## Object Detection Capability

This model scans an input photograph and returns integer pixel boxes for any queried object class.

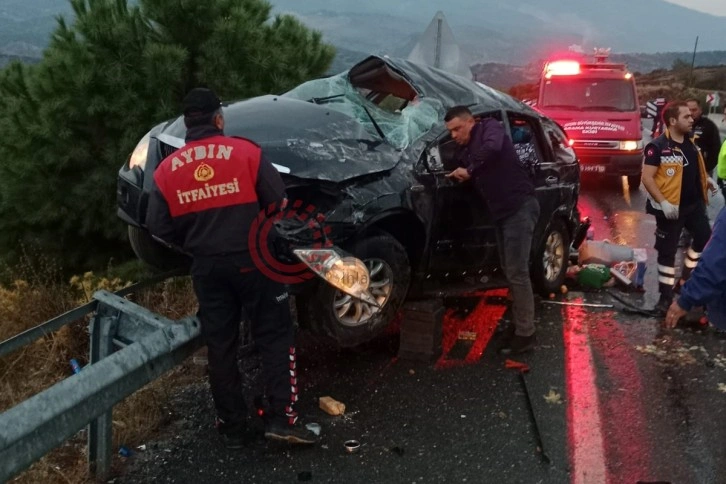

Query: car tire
[532,218,570,296]
[128,225,191,273]
[299,232,411,347]
[627,173,641,191]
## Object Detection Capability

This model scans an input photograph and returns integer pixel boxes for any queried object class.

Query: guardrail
[0,270,202,482]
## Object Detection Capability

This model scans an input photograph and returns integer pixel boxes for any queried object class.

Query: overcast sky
[664,0,726,16]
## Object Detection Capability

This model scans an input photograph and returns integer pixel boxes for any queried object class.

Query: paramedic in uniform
[641,101,718,315]
[146,87,318,448]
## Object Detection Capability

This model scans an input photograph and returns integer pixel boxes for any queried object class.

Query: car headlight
[128,131,151,169]
[293,248,378,306]
[619,140,643,151]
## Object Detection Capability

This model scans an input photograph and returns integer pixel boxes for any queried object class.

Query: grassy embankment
[0,255,202,483]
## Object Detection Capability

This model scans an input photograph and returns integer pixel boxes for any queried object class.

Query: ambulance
[537,49,644,189]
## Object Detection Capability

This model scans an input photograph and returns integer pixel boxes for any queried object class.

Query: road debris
[718,383,726,393]
[634,341,717,367]
[305,423,321,436]
[542,300,614,308]
[543,389,562,405]
[319,396,346,415]
[505,359,530,372]
[343,440,360,454]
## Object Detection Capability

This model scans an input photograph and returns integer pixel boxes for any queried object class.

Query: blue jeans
[495,196,540,337]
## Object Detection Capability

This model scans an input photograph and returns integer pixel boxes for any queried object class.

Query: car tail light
[128,131,151,170]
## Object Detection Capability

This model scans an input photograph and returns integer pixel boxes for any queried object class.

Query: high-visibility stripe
[684,258,699,269]
[658,275,676,285]
[657,265,675,275]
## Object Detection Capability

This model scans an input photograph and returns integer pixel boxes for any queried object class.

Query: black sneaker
[499,333,537,355]
[264,420,320,445]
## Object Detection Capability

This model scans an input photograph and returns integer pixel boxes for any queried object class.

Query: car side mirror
[424,146,444,172]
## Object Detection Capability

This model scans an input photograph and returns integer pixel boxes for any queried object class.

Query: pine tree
[0,0,335,272]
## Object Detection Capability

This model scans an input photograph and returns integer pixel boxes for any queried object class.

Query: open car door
[421,110,507,278]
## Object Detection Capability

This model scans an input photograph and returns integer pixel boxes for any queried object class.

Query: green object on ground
[577,264,611,289]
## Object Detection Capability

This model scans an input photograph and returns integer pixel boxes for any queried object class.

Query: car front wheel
[297,232,411,347]
[128,225,190,273]
[532,219,570,296]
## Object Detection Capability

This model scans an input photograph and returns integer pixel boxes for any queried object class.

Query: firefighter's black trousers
[191,255,297,430]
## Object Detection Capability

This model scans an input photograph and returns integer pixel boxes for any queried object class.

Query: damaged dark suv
[117,55,581,347]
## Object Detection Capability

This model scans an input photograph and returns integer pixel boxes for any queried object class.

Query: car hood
[156,95,403,183]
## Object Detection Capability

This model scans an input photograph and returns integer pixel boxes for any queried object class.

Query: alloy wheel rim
[543,231,565,282]
[333,258,393,327]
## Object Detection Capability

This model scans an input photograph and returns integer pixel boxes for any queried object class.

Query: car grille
[159,141,178,159]
[573,140,619,149]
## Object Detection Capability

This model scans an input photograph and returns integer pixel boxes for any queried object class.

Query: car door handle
[545,176,558,185]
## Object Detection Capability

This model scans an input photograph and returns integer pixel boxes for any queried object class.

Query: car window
[426,111,503,173]
[542,119,578,165]
[507,113,545,175]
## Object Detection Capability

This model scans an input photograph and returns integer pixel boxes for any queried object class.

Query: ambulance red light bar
[544,60,581,78]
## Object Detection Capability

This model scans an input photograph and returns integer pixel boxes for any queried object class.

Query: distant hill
[271,0,726,58]
[472,52,726,91]
[0,53,40,68]
[3,0,726,84]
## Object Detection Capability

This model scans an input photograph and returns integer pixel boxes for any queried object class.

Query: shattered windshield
[283,73,444,150]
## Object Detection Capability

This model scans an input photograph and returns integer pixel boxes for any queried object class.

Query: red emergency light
[545,60,581,78]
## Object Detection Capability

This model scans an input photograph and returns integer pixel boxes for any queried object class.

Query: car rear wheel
[128,225,190,273]
[297,232,411,347]
[532,219,570,296]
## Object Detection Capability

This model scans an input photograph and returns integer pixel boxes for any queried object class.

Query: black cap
[182,88,221,116]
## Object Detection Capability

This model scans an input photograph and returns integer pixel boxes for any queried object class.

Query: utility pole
[434,15,442,69]
[689,35,699,87]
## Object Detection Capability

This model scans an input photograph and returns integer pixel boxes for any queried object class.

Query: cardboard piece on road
[319,396,346,416]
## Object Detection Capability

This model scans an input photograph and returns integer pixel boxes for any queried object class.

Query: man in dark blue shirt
[445,106,539,354]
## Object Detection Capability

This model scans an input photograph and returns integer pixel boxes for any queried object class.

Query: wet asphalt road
[116,125,726,484]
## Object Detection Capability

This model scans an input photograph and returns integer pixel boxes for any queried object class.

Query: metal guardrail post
[87,308,119,478]
[0,291,203,483]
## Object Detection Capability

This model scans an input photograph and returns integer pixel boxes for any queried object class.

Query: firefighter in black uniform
[146,88,318,448]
